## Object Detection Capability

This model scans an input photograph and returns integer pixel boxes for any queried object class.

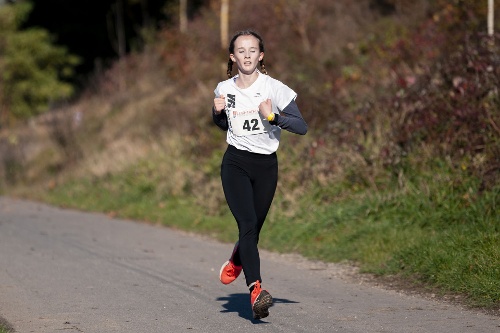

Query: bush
[386,10,500,189]
[0,2,80,126]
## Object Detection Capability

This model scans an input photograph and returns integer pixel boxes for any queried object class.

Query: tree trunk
[116,0,126,91]
[220,0,229,49]
[116,0,126,59]
[488,0,494,36]
[180,0,187,33]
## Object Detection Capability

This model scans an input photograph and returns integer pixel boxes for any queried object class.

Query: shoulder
[216,77,234,88]
[261,74,297,107]
[261,74,281,85]
[261,74,295,95]
[261,74,290,90]
[214,77,235,94]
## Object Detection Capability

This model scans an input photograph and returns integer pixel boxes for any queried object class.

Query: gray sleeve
[212,107,228,131]
[271,100,308,135]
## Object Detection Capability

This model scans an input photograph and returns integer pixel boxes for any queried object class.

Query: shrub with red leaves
[387,5,500,188]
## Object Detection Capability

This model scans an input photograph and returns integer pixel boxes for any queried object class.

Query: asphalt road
[0,197,498,333]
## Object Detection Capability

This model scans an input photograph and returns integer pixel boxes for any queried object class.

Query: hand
[259,99,273,118]
[213,95,225,114]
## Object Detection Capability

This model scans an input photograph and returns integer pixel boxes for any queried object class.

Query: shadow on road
[216,293,299,322]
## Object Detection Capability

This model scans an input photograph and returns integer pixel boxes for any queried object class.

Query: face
[230,35,264,76]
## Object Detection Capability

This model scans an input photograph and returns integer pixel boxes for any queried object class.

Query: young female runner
[212,29,307,319]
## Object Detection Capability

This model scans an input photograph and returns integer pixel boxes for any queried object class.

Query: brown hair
[227,29,267,78]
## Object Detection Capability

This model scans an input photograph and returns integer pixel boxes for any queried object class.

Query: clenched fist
[213,95,226,114]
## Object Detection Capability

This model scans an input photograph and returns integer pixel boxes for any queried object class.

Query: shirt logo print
[227,94,236,108]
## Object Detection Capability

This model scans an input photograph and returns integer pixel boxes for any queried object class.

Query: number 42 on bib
[229,109,272,137]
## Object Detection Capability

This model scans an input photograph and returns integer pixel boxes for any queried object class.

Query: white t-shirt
[214,73,297,154]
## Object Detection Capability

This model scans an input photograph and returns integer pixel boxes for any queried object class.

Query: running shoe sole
[252,290,273,319]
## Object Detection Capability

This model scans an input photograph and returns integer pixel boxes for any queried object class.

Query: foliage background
[0,2,79,124]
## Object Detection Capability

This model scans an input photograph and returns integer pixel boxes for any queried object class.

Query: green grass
[261,179,499,308]
[36,174,238,243]
[20,160,500,311]
[0,318,12,333]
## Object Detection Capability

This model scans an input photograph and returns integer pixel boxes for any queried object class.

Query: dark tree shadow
[216,293,299,322]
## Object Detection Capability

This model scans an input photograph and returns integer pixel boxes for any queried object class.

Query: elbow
[299,123,308,135]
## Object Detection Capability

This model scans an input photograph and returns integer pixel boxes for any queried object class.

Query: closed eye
[237,48,259,53]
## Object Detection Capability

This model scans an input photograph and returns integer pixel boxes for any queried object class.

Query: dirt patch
[264,251,500,318]
[368,274,500,318]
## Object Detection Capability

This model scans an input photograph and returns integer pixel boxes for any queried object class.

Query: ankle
[248,280,260,293]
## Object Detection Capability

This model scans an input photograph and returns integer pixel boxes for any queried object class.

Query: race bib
[228,109,271,136]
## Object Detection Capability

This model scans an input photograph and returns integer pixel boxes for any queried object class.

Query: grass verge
[262,179,499,309]
[15,160,500,312]
[0,317,13,333]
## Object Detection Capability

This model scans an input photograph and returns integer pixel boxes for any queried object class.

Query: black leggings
[221,145,278,286]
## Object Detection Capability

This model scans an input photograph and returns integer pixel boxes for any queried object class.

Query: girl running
[212,29,307,319]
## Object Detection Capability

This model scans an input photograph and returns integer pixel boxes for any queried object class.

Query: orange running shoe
[250,281,273,319]
[219,242,242,285]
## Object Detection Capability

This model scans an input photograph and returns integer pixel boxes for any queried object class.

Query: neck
[236,70,259,89]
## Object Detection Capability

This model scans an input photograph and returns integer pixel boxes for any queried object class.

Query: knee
[239,226,258,242]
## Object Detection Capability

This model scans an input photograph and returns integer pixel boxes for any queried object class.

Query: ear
[259,52,264,61]
[230,54,236,62]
